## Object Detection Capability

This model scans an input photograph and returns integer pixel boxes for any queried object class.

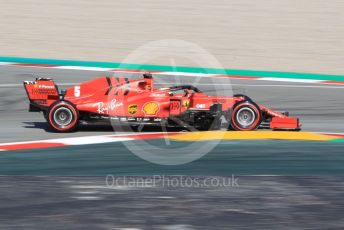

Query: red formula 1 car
[23,73,301,132]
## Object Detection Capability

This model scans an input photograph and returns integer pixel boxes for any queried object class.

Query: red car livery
[23,73,301,132]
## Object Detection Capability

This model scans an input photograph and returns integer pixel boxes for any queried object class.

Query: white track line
[0,132,171,147]
[46,136,133,145]
[257,77,323,84]
[0,84,23,87]
[158,71,218,77]
[0,62,15,66]
[54,66,114,71]
[204,83,344,89]
[154,83,344,89]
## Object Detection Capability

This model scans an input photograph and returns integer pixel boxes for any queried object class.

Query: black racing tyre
[47,101,79,132]
[230,100,262,131]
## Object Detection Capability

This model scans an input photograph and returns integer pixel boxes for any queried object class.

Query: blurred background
[1,0,344,73]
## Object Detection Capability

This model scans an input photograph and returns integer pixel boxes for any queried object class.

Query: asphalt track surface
[1,176,344,230]
[2,66,344,229]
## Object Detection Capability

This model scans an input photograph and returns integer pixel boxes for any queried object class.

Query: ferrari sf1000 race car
[23,73,301,132]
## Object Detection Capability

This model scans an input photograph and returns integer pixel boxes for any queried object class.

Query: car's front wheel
[47,101,79,132]
[230,101,261,131]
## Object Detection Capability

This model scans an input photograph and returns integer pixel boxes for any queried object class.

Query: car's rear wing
[23,78,59,111]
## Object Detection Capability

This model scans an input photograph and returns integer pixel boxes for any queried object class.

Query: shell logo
[143,102,159,115]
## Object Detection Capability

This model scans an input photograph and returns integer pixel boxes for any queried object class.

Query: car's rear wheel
[47,101,79,132]
[230,101,261,131]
